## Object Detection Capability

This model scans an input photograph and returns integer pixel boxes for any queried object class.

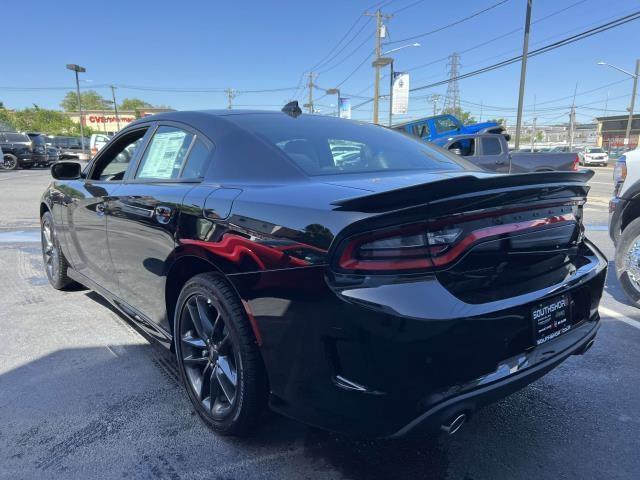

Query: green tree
[119,98,153,111]
[0,108,94,136]
[442,107,476,125]
[535,130,544,142]
[60,90,106,111]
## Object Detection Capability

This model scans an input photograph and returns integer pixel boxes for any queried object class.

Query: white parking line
[600,306,640,330]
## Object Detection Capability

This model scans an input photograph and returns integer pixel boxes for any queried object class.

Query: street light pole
[326,88,341,117]
[625,59,639,147]
[66,64,87,156]
[598,59,640,148]
[388,60,394,127]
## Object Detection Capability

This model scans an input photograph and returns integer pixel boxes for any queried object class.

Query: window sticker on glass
[137,127,194,180]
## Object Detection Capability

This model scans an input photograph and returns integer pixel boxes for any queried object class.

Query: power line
[351,11,640,111]
[387,0,511,45]
[409,11,640,93]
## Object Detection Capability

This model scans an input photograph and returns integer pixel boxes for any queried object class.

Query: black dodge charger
[40,107,606,438]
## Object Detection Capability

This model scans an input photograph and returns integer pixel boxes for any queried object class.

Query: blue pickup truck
[393,114,505,142]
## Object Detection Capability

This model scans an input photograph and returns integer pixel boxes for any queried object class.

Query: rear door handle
[154,205,174,224]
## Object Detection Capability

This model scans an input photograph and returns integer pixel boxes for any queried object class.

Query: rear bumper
[388,319,599,437]
[230,240,607,437]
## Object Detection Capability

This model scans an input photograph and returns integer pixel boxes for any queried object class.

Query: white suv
[581,147,609,166]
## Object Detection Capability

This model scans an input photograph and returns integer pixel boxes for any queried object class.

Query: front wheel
[174,273,268,436]
[615,217,640,307]
[2,154,19,170]
[41,211,75,290]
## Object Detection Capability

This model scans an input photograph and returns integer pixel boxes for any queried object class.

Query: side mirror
[51,161,82,180]
[449,148,462,156]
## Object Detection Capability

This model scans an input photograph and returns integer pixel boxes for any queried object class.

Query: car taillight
[572,154,580,171]
[338,223,463,271]
[336,207,577,273]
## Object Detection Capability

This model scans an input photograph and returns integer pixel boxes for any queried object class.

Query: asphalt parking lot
[0,167,638,480]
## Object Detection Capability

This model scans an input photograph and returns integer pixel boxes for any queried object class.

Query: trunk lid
[331,171,592,301]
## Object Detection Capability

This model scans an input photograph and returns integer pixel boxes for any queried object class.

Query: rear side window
[3,133,30,142]
[136,126,194,180]
[181,139,209,179]
[481,137,502,156]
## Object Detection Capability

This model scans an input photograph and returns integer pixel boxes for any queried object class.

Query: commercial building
[595,114,640,150]
[505,123,597,147]
[63,108,173,134]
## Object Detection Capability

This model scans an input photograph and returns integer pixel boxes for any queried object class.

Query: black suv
[0,132,35,170]
[26,133,51,167]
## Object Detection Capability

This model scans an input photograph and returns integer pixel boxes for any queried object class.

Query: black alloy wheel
[2,154,19,170]
[175,273,267,435]
[41,211,74,289]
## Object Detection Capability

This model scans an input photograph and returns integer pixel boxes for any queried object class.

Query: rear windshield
[2,133,30,143]
[229,114,470,176]
[585,148,604,153]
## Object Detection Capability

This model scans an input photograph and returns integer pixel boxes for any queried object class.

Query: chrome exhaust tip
[440,413,467,435]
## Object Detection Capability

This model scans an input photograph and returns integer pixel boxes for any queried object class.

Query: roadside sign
[339,98,351,119]
[392,72,410,115]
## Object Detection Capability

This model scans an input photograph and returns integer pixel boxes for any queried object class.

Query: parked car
[45,136,90,161]
[89,133,113,157]
[609,148,640,306]
[394,114,504,143]
[581,147,609,167]
[26,133,51,167]
[40,109,606,438]
[0,131,35,170]
[432,133,580,173]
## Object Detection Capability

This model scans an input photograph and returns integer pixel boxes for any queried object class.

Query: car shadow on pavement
[603,260,635,307]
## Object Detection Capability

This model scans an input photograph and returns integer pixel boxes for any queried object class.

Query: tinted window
[136,126,194,180]
[481,137,502,155]
[181,139,209,179]
[585,148,604,153]
[3,133,30,142]
[29,135,46,145]
[434,117,459,134]
[230,114,467,176]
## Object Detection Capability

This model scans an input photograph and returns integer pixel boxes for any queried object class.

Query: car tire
[174,272,268,436]
[41,211,75,290]
[2,154,19,170]
[615,218,640,307]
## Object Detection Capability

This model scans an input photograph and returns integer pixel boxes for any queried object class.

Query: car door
[62,126,152,294]
[477,135,509,173]
[106,123,212,332]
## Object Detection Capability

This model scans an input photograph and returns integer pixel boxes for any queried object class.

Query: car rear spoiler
[331,170,594,213]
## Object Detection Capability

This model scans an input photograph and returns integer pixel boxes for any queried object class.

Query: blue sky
[2,0,639,125]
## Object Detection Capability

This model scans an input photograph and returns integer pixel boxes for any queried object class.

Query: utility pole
[366,9,393,124]
[304,72,316,114]
[514,0,533,151]
[530,95,537,152]
[225,88,237,109]
[568,82,578,150]
[479,101,483,122]
[624,59,639,148]
[427,94,441,116]
[110,85,120,131]
[602,90,609,151]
